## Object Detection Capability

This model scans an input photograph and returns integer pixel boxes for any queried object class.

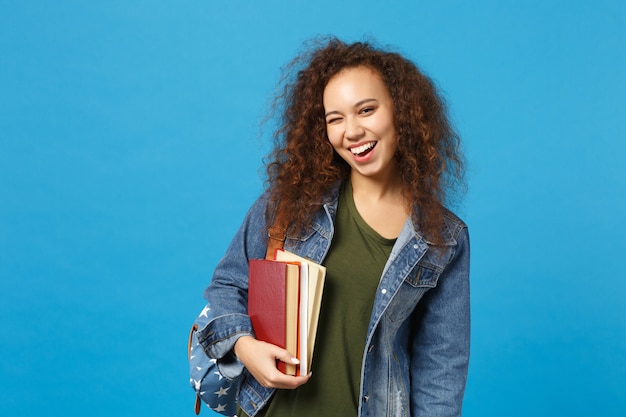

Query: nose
[345,116,365,141]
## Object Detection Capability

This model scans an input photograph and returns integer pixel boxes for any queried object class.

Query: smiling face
[323,66,399,184]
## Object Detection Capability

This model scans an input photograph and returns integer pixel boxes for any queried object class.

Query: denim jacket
[197,184,470,417]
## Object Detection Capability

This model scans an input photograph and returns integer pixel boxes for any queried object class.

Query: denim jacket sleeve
[410,226,470,417]
[195,193,271,380]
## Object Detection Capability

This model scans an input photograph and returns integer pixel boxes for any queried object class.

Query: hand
[233,335,311,389]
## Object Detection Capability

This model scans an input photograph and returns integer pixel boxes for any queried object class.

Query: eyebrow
[324,98,378,118]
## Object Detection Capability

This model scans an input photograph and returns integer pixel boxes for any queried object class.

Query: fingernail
[291,358,300,364]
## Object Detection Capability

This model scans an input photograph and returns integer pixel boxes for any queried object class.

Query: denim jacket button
[363,395,369,402]
[413,244,419,249]
[381,288,387,294]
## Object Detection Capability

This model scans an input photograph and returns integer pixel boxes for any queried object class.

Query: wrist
[233,335,255,358]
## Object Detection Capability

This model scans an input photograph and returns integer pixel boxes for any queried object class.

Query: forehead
[323,66,390,103]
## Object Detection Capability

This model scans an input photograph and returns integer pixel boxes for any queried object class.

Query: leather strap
[188,324,198,360]
[266,224,286,260]
[194,394,201,415]
[188,324,202,415]
[265,210,288,260]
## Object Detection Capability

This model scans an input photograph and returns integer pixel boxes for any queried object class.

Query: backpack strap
[188,323,203,415]
[265,211,287,260]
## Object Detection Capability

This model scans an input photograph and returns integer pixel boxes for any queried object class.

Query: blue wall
[1,1,624,416]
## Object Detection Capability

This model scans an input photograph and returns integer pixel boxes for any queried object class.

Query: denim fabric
[197,184,470,417]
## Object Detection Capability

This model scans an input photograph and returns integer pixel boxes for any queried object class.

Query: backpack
[188,302,238,415]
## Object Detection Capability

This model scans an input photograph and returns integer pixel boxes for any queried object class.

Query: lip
[349,141,377,162]
[349,141,376,155]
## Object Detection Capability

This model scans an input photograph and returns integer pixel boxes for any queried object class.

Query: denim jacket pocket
[404,264,441,288]
[386,265,442,324]
[284,221,333,263]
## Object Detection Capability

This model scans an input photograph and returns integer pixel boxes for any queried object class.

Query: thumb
[272,347,300,366]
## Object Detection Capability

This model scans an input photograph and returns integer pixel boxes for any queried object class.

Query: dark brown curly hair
[265,37,465,244]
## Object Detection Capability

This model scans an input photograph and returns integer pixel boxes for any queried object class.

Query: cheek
[326,127,342,148]
[376,113,396,136]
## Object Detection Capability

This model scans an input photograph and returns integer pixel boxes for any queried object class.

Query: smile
[350,142,376,157]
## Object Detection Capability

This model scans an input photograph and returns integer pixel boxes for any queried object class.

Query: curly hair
[265,37,465,244]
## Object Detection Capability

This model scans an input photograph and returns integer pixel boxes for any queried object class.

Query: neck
[348,169,411,239]
[349,170,405,203]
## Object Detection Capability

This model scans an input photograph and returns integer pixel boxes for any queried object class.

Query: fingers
[233,336,312,389]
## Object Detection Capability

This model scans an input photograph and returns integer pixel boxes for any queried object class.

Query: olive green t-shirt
[245,182,395,417]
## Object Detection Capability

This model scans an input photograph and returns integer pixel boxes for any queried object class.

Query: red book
[248,259,300,375]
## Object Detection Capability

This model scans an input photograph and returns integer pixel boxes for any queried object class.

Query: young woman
[197,38,470,417]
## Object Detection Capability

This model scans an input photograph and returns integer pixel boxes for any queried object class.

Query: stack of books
[248,249,326,376]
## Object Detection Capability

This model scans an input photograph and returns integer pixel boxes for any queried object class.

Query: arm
[410,227,470,417]
[195,194,269,379]
[196,194,310,388]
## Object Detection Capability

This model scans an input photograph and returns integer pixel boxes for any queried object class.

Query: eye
[359,106,376,115]
[326,116,342,125]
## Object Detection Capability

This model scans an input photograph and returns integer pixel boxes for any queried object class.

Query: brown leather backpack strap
[265,211,287,260]
[188,323,202,415]
[266,224,286,260]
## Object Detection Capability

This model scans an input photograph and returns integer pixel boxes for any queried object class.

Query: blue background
[1,1,625,416]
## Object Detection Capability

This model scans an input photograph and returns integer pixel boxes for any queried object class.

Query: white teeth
[350,142,375,155]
